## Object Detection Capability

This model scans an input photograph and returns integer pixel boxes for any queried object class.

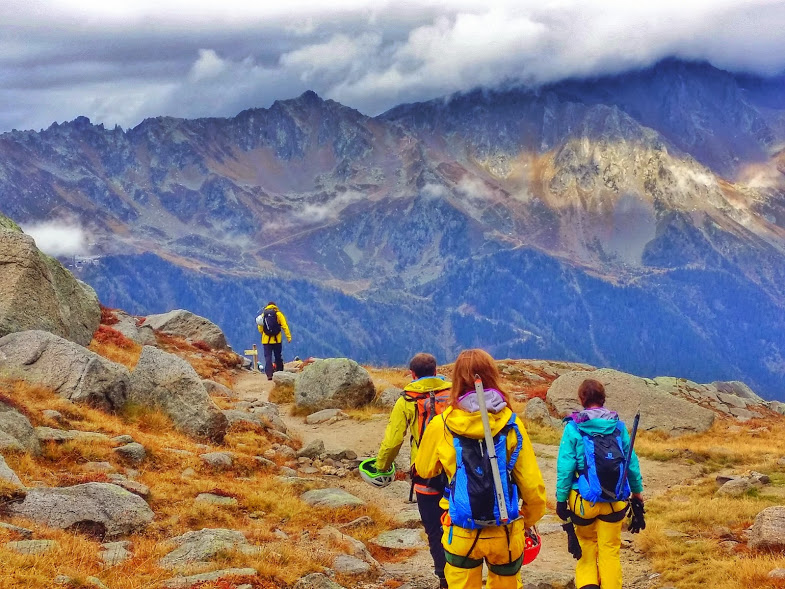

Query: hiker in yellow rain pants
[555,378,645,589]
[415,349,546,589]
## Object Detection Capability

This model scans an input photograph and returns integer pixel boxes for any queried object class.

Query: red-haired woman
[415,349,546,589]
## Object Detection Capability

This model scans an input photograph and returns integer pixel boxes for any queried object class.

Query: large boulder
[143,310,228,350]
[295,358,375,411]
[0,226,99,346]
[546,368,716,435]
[128,346,228,442]
[0,402,40,454]
[8,482,154,539]
[749,506,785,550]
[0,330,130,411]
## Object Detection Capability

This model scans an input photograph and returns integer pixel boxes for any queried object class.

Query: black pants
[417,491,447,582]
[263,343,283,379]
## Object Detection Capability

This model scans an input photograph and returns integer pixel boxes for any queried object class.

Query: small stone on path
[371,528,426,549]
[301,488,365,509]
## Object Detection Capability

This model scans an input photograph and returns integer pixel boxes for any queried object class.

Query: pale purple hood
[457,388,508,414]
[570,407,619,424]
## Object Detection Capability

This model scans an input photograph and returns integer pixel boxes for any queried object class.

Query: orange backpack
[405,388,451,443]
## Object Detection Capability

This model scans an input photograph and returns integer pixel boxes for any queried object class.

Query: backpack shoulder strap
[505,413,523,471]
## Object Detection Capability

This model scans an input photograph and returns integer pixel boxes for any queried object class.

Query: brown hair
[450,349,508,406]
[578,379,606,408]
[409,353,437,379]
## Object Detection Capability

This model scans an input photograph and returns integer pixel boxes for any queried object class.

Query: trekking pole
[474,374,509,524]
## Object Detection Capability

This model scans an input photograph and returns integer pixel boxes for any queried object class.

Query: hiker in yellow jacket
[371,353,452,588]
[415,349,546,589]
[256,302,291,380]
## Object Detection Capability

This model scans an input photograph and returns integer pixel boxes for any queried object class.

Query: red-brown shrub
[93,325,136,350]
[99,305,119,326]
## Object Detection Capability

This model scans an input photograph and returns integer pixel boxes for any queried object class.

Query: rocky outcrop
[8,482,154,539]
[547,369,716,435]
[295,358,375,411]
[159,528,258,570]
[0,330,130,411]
[0,226,99,346]
[0,402,40,454]
[143,310,228,350]
[128,346,228,442]
[749,506,785,550]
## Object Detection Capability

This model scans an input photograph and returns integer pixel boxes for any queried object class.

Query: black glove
[562,521,583,560]
[628,497,646,534]
[556,501,570,521]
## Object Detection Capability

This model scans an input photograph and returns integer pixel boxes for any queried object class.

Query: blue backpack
[446,413,522,529]
[570,421,631,503]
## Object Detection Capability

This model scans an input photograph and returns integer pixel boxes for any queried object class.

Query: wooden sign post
[244,344,259,372]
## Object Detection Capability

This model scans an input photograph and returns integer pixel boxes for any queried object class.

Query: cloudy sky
[2,0,785,133]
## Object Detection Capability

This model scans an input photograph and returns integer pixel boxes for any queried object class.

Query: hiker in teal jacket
[555,379,644,589]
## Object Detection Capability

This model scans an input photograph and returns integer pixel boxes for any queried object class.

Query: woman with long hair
[415,349,546,588]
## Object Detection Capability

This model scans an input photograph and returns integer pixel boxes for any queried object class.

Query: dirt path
[234,372,701,588]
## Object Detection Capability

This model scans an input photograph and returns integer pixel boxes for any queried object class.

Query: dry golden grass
[625,417,785,589]
[0,380,398,588]
[365,367,414,393]
[268,383,294,404]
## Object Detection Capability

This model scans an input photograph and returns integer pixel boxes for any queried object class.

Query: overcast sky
[2,0,785,133]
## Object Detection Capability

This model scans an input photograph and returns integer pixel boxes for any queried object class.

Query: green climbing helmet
[359,458,395,488]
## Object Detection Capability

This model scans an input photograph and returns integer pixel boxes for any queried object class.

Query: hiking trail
[234,371,700,588]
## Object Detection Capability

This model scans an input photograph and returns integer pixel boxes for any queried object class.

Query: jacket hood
[457,388,507,414]
[567,408,620,435]
[263,304,278,311]
[442,405,514,439]
[404,376,451,394]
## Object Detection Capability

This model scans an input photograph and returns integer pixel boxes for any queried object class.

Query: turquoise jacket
[555,408,644,502]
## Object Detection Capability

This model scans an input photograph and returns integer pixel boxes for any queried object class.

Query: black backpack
[261,308,281,336]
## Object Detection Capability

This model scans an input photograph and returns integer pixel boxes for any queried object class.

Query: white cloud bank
[1,0,785,132]
[23,221,89,257]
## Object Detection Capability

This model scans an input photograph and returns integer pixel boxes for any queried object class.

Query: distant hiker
[359,353,452,588]
[555,378,645,589]
[415,349,546,589]
[255,302,291,381]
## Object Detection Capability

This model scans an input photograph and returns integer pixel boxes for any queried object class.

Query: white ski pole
[474,374,509,523]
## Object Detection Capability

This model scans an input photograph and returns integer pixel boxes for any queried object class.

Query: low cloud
[293,190,367,224]
[22,221,90,257]
[1,1,785,132]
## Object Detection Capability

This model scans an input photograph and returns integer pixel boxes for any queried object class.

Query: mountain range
[1,59,784,398]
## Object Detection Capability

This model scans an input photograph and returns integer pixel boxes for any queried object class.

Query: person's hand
[628,497,646,534]
[287,337,292,343]
[556,501,570,521]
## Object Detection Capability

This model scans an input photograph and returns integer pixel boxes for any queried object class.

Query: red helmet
[523,528,542,565]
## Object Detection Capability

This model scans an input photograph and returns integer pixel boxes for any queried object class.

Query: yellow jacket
[375,376,451,471]
[257,304,291,345]
[415,405,547,528]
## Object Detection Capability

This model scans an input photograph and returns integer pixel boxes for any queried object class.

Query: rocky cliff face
[0,215,100,346]
[1,60,784,397]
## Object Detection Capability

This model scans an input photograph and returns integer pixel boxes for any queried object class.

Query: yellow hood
[403,377,451,394]
[442,405,514,439]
